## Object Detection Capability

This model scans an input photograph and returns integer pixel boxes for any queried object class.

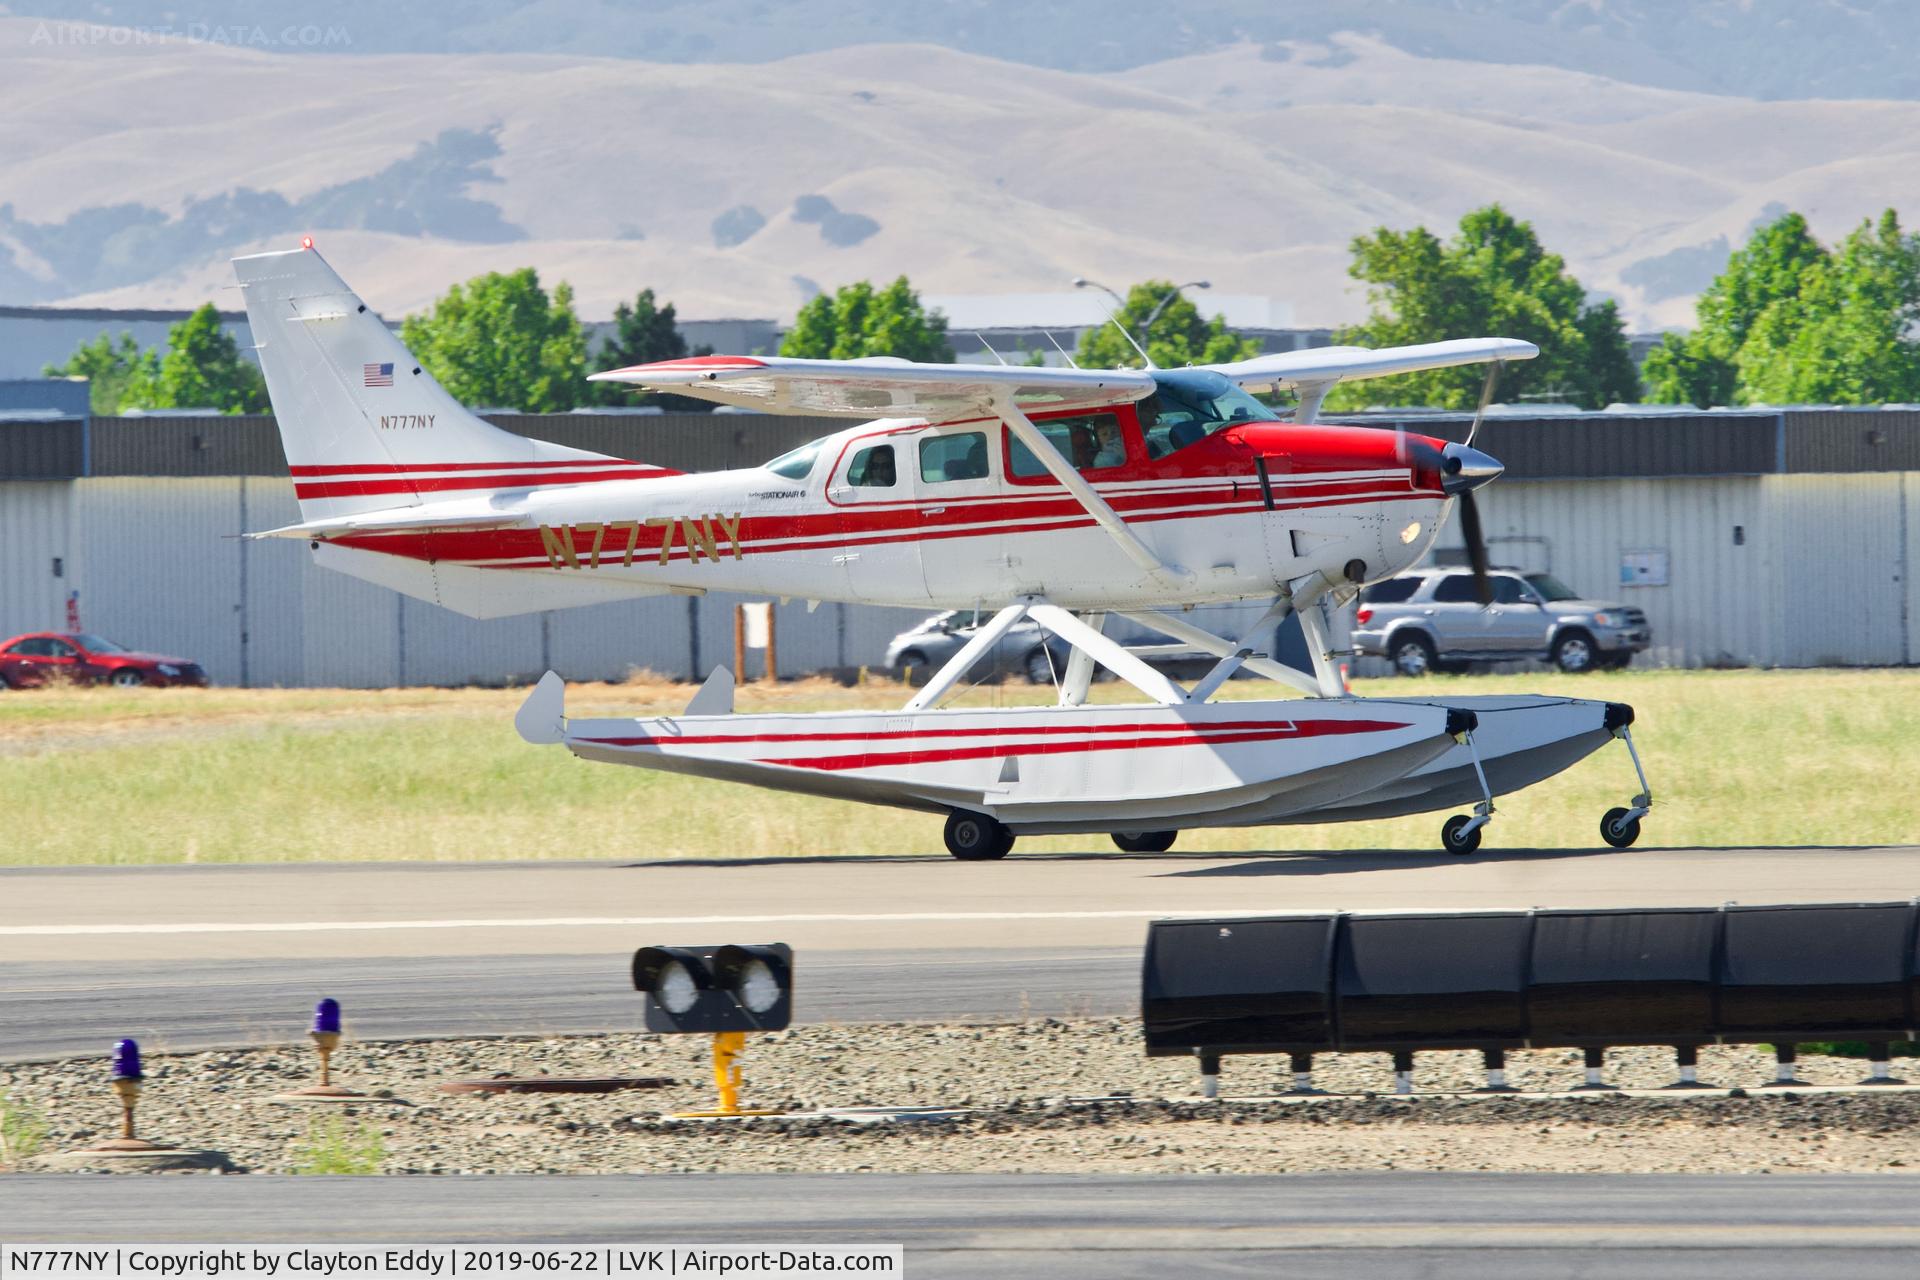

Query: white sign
[741,601,773,649]
[1619,549,1669,588]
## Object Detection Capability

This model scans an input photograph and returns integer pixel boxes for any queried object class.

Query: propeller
[1391,361,1505,604]
[1456,361,1504,603]
[1458,486,1492,604]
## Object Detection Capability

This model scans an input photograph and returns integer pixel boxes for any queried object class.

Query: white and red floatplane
[235,245,1653,859]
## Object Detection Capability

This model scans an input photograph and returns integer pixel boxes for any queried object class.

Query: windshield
[71,633,126,653]
[1136,370,1278,458]
[1525,573,1580,602]
[765,438,826,480]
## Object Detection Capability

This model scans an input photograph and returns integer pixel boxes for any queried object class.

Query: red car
[0,632,209,689]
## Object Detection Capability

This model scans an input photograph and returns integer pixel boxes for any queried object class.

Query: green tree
[1643,211,1828,407]
[1645,209,1920,406]
[118,305,268,414]
[779,277,953,362]
[1074,282,1259,370]
[1328,205,1639,410]
[401,268,589,412]
[591,288,712,412]
[43,331,145,414]
[1737,211,1920,405]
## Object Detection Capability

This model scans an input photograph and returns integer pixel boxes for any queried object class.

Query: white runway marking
[0,909,1262,937]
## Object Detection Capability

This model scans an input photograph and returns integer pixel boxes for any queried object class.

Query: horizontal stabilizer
[247,508,530,541]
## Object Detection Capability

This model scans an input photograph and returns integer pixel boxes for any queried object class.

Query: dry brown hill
[5,21,1918,327]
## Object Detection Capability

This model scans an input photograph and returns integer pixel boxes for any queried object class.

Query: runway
[4,844,1916,1060]
[5,1173,1920,1277]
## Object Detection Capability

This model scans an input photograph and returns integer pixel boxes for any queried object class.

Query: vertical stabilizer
[232,246,625,522]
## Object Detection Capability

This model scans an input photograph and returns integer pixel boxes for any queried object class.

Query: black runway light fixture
[633,943,793,1116]
[1144,902,1920,1095]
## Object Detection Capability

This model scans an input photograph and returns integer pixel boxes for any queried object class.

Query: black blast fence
[1143,903,1920,1091]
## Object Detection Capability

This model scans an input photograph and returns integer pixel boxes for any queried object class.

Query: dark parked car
[0,632,210,689]
[1350,570,1651,676]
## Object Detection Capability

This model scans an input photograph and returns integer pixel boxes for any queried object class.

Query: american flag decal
[364,362,395,387]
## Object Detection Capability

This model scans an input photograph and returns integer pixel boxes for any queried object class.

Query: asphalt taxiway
[3,844,1915,1060]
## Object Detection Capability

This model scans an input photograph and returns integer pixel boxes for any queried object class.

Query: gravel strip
[6,1019,1918,1175]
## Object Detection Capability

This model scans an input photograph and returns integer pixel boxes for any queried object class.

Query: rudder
[233,246,635,521]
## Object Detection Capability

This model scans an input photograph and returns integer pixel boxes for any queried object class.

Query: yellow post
[712,1032,747,1115]
[312,1030,340,1087]
[673,1031,779,1118]
[111,1077,140,1140]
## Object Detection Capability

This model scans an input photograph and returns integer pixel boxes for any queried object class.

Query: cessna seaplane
[234,245,1653,859]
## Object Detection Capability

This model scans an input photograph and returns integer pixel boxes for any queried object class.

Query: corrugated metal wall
[0,418,87,479]
[13,477,923,688]
[1782,409,1920,473]
[1763,474,1909,666]
[1331,412,1783,479]
[1458,473,1919,668]
[5,472,1914,684]
[1469,477,1773,667]
[80,413,834,479]
[0,482,75,641]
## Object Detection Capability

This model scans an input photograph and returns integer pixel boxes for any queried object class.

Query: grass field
[3,668,1916,865]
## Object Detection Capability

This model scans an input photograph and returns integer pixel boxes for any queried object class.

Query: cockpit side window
[847,444,897,487]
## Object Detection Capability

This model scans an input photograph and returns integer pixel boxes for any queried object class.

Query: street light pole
[1142,280,1212,334]
[1070,277,1127,311]
[1071,277,1151,365]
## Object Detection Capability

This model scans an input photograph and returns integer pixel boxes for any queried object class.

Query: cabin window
[846,444,897,487]
[1007,412,1128,478]
[920,432,989,483]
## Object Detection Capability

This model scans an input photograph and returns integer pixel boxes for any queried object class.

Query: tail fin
[233,246,651,521]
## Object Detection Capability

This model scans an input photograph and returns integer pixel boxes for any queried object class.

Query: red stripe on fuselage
[329,477,1426,563]
[288,460,667,476]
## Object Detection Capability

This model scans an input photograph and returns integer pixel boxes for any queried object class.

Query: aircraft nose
[1441,441,1503,494]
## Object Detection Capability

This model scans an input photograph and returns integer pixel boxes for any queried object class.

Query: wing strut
[992,393,1192,588]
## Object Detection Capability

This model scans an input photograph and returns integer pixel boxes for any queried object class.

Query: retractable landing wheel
[1600,806,1642,848]
[1112,830,1178,854]
[945,810,1014,861]
[1441,814,1483,856]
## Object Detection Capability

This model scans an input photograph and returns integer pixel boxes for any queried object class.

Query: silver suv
[1352,569,1650,676]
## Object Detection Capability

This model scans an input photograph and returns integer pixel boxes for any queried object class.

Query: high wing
[1203,338,1539,394]
[1200,337,1538,424]
[588,355,1154,420]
